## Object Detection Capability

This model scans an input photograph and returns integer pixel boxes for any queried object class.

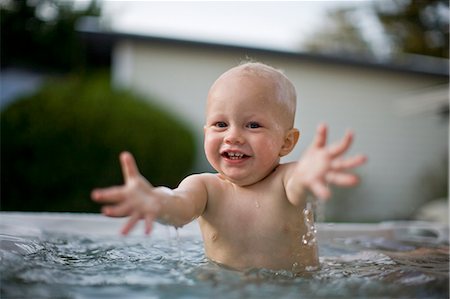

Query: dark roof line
[78,25,449,78]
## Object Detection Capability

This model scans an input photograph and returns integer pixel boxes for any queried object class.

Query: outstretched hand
[294,123,367,200]
[91,152,160,235]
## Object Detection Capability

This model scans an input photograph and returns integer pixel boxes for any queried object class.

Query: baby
[91,62,367,273]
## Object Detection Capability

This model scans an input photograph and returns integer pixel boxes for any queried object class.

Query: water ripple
[1,230,448,299]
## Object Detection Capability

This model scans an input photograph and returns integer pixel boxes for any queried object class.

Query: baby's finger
[310,181,331,200]
[312,123,327,148]
[326,172,360,186]
[328,130,353,158]
[121,213,140,235]
[91,186,125,203]
[331,155,367,170]
[144,214,154,235]
[120,151,140,183]
[102,202,132,218]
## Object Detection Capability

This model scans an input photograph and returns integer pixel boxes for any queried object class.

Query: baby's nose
[224,128,245,144]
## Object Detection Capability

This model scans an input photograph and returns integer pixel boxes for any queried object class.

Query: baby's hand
[91,152,160,235]
[295,123,367,200]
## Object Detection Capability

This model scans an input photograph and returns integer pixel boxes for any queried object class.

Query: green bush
[1,72,196,212]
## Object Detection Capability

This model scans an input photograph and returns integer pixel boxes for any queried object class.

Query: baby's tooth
[226,152,244,159]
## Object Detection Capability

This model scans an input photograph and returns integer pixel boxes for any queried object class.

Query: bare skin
[92,63,367,273]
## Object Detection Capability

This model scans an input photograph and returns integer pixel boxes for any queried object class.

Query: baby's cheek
[203,135,215,155]
[263,139,282,157]
[204,137,221,169]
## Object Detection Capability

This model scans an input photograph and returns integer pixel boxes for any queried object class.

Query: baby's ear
[280,128,300,157]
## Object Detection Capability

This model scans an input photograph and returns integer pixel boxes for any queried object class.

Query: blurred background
[1,0,448,223]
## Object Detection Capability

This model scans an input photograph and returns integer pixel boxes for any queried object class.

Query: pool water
[1,213,448,299]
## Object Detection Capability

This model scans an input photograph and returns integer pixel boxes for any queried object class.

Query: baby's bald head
[208,62,297,129]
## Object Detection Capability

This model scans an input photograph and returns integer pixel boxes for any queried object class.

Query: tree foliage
[374,0,449,58]
[1,0,100,71]
[303,0,449,59]
[302,8,375,58]
[1,73,196,212]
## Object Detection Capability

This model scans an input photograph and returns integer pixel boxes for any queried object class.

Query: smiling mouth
[221,151,249,160]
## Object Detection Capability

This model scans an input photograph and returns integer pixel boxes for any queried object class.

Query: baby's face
[204,72,291,186]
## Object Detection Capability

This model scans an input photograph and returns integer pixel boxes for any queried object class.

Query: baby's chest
[206,192,303,236]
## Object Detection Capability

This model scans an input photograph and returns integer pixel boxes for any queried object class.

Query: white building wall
[113,40,448,222]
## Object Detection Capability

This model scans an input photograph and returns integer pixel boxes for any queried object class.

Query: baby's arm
[91,152,207,235]
[285,123,367,206]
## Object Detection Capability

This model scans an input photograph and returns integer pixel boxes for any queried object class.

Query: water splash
[175,227,182,261]
[314,198,326,223]
[301,200,317,247]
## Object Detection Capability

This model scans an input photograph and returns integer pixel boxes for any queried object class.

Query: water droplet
[300,199,318,247]
[255,201,260,208]
[305,265,319,272]
[301,231,316,246]
[291,262,301,272]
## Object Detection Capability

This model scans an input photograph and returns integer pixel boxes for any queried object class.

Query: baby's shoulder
[181,172,222,187]
[270,162,299,186]
[182,173,229,202]
[274,162,298,177]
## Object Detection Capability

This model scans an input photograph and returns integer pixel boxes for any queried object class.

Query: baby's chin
[217,171,274,187]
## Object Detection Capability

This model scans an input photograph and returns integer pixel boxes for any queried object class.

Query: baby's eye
[214,122,227,128]
[247,122,261,129]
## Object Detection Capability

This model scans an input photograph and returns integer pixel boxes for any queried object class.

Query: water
[1,223,448,299]
[302,201,318,247]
